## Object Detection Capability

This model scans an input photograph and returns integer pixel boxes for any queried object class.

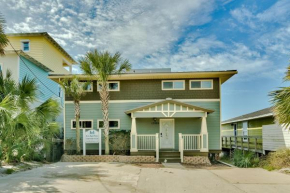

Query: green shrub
[260,148,290,170]
[109,130,130,155]
[5,168,14,174]
[232,149,257,168]
[65,138,76,155]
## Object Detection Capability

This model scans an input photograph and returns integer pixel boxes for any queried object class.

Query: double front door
[160,119,174,149]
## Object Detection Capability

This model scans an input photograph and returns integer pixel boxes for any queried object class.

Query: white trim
[64,99,221,104]
[63,89,66,149]
[222,113,273,124]
[97,81,120,92]
[71,119,94,130]
[162,80,185,90]
[21,39,30,52]
[189,79,213,90]
[97,119,120,129]
[159,119,175,149]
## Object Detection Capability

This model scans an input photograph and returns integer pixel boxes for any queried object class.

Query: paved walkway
[0,162,290,193]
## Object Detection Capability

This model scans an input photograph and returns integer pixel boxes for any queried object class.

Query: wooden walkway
[222,136,263,153]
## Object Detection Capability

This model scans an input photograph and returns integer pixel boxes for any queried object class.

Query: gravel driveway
[0,162,290,193]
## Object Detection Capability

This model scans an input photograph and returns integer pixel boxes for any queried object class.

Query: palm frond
[0,13,9,56]
[270,64,290,128]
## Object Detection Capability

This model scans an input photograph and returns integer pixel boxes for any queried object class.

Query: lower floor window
[71,120,93,129]
[97,119,120,129]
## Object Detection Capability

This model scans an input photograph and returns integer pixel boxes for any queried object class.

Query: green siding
[66,78,220,101]
[221,116,275,137]
[65,101,221,150]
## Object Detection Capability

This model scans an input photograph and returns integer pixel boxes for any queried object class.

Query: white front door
[160,119,175,149]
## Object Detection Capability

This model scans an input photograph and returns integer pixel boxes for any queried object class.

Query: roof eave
[48,70,238,83]
[124,99,215,115]
[222,113,274,124]
[7,32,76,64]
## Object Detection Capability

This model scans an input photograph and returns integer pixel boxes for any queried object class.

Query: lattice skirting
[61,155,156,163]
[183,156,211,165]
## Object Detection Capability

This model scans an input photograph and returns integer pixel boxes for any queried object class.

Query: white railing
[183,134,201,150]
[136,133,159,162]
[137,134,156,150]
[179,134,202,163]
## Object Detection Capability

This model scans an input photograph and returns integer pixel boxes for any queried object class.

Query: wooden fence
[222,136,263,153]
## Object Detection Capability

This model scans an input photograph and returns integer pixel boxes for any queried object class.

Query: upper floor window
[81,82,93,92]
[162,80,185,90]
[97,119,120,129]
[190,80,213,90]
[71,120,93,129]
[97,81,120,91]
[21,40,30,52]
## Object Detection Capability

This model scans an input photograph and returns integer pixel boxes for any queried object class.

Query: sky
[1,0,290,120]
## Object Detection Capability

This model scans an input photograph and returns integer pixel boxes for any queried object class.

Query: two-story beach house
[0,32,76,129]
[49,69,237,162]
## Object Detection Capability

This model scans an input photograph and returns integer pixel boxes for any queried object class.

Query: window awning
[125,98,214,118]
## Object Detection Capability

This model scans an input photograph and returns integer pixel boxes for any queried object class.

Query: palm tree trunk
[100,82,110,155]
[75,100,81,154]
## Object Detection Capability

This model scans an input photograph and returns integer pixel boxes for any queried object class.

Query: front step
[159,151,181,163]
[159,151,180,157]
[159,157,181,163]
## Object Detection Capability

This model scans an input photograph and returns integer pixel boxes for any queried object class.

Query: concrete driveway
[0,162,290,193]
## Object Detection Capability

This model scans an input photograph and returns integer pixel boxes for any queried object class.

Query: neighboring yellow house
[5,32,76,74]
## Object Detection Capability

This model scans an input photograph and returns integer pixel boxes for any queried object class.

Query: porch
[125,99,214,162]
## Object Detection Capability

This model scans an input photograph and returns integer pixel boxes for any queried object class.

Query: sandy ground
[0,162,290,193]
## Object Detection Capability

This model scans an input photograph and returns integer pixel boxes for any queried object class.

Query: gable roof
[5,50,53,72]
[222,107,273,124]
[7,32,76,64]
[125,98,214,115]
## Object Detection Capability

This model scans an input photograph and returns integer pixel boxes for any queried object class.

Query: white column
[130,116,138,152]
[99,129,102,155]
[179,133,184,163]
[83,129,86,155]
[155,133,159,162]
[69,65,72,73]
[200,114,209,152]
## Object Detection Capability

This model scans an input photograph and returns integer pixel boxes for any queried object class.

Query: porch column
[130,116,138,152]
[200,114,209,152]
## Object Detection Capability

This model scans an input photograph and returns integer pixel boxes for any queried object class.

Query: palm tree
[270,65,290,128]
[80,49,131,155]
[60,76,90,154]
[0,70,61,163]
[0,13,8,56]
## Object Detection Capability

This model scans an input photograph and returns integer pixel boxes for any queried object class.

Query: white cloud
[142,36,276,81]
[0,0,288,81]
[230,7,256,29]
[1,0,215,65]
[257,0,290,22]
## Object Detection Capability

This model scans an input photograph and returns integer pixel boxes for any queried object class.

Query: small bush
[232,150,257,168]
[65,138,76,155]
[260,148,290,170]
[5,168,14,174]
[109,130,130,155]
